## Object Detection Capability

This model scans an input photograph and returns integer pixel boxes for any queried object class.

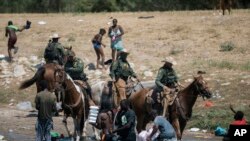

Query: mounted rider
[153,57,183,115]
[109,49,137,105]
[44,33,66,65]
[64,50,93,101]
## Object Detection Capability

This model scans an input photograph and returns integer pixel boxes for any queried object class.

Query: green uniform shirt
[65,57,86,80]
[109,59,136,80]
[51,42,65,59]
[155,67,178,90]
[35,90,56,121]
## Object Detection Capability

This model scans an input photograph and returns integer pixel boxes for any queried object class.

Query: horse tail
[19,67,45,90]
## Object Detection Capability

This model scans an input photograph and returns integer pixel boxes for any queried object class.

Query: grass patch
[241,61,250,71]
[188,105,250,130]
[220,41,236,52]
[208,60,235,70]
[169,47,183,55]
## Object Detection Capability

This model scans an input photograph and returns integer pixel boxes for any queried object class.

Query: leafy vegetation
[220,41,236,52]
[0,0,249,13]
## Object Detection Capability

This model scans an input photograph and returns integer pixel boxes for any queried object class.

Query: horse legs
[172,118,182,140]
[136,115,143,133]
[62,115,70,136]
[73,118,81,141]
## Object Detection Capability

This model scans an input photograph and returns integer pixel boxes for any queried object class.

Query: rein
[174,82,204,121]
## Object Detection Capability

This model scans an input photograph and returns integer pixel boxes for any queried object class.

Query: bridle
[193,79,210,100]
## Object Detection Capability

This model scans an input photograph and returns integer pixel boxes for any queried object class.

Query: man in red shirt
[230,111,247,125]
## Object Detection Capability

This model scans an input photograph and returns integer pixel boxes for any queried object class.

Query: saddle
[148,88,178,116]
[74,80,88,89]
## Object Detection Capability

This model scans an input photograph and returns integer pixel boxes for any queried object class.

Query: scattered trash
[78,19,83,22]
[214,126,227,136]
[143,70,153,77]
[0,54,5,60]
[13,65,26,77]
[0,135,4,140]
[202,130,207,133]
[204,101,213,107]
[221,82,231,86]
[185,78,193,82]
[16,101,33,111]
[9,129,13,133]
[38,21,46,25]
[88,106,99,123]
[189,127,200,132]
[29,55,38,63]
[9,103,14,106]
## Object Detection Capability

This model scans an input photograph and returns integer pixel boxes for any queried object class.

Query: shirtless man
[5,21,25,62]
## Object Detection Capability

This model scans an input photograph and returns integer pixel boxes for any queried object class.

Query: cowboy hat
[51,33,60,39]
[161,57,177,65]
[120,48,130,54]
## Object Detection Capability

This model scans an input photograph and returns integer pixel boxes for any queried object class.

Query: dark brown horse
[130,73,212,140]
[19,63,63,102]
[220,0,233,15]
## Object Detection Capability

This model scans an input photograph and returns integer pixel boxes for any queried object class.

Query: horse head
[193,72,212,99]
[53,66,66,92]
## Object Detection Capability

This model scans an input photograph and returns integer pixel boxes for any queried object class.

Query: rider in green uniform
[64,51,92,99]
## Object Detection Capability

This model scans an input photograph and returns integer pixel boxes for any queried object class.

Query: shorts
[8,38,17,49]
[93,43,101,49]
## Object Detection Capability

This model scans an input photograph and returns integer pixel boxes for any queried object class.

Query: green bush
[220,41,236,52]
[169,48,183,55]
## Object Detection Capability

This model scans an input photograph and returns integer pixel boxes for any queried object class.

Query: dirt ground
[0,106,222,141]
[0,10,249,140]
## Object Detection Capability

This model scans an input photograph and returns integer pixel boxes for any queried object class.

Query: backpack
[44,42,58,61]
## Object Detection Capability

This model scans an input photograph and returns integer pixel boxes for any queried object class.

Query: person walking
[5,20,27,62]
[108,19,124,62]
[92,28,107,70]
[35,80,57,141]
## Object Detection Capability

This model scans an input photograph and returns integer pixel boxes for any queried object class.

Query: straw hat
[120,48,130,54]
[51,33,60,39]
[161,57,177,65]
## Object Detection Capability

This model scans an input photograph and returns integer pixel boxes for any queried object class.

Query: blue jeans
[35,119,53,141]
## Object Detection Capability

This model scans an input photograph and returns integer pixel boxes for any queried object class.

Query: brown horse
[20,64,89,140]
[129,88,154,133]
[60,73,89,141]
[90,80,155,140]
[130,74,212,140]
[220,0,233,15]
[19,63,63,99]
